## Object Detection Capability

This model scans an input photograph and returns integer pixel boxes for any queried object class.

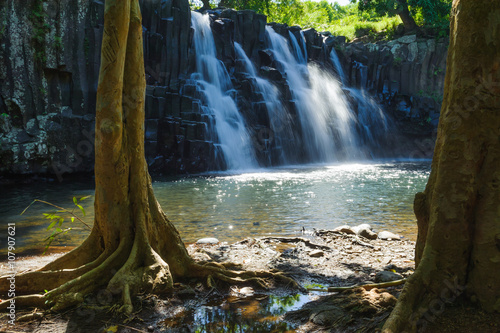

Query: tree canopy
[356,0,452,32]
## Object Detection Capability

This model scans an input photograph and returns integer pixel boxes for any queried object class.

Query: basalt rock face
[336,34,448,157]
[0,0,446,178]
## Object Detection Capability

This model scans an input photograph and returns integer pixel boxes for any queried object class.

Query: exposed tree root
[0,0,302,316]
[306,279,407,292]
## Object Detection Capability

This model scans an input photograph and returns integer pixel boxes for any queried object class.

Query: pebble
[377,231,401,241]
[196,237,220,244]
[309,250,325,257]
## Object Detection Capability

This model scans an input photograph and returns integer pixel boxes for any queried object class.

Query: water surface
[0,161,430,254]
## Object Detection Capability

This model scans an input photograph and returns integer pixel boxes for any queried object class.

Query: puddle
[161,293,315,332]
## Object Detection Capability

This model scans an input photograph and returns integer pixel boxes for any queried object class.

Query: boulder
[375,270,404,283]
[377,231,401,241]
[352,224,378,240]
[333,225,356,235]
[397,34,417,44]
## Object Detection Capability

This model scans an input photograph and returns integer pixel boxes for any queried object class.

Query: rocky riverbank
[2,226,499,332]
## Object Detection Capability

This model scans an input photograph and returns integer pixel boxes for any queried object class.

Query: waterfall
[234,42,295,165]
[329,48,346,84]
[329,49,390,151]
[188,14,390,171]
[265,26,361,162]
[191,12,256,170]
[288,31,307,65]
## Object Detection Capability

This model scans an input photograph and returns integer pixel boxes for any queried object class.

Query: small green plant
[1,113,8,117]
[433,67,444,76]
[393,57,402,67]
[21,196,92,254]
[39,87,47,95]
[54,36,62,50]
[29,0,51,63]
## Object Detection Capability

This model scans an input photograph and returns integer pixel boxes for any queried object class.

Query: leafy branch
[21,196,92,253]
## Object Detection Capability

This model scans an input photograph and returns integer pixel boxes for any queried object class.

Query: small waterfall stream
[191,12,256,170]
[234,42,295,165]
[329,48,390,152]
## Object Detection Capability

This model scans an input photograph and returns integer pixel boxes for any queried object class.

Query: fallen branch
[351,236,375,249]
[307,279,407,292]
[258,237,332,251]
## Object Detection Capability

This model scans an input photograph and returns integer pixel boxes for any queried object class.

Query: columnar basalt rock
[0,0,447,177]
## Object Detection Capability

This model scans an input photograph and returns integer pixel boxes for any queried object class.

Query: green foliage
[408,0,452,26]
[355,0,451,34]
[21,196,92,254]
[29,0,51,63]
[266,2,401,41]
[393,56,402,67]
[417,89,443,103]
[54,36,62,50]
[1,113,8,117]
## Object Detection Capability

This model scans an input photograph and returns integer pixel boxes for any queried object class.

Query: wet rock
[359,228,378,240]
[196,237,220,244]
[333,225,356,235]
[375,270,404,283]
[0,115,11,134]
[353,224,378,240]
[377,231,401,241]
[309,250,325,258]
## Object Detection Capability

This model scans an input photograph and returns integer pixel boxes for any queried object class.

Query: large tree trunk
[0,0,295,314]
[383,1,500,331]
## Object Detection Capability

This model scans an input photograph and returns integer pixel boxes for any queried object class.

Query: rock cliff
[0,0,446,179]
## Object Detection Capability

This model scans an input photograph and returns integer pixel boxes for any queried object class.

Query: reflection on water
[162,293,312,332]
[0,161,430,254]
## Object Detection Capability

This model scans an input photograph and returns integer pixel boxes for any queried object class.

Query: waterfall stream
[266,26,361,161]
[191,12,256,170]
[190,13,390,171]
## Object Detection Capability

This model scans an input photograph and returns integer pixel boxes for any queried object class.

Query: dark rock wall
[0,0,446,178]
[341,35,447,127]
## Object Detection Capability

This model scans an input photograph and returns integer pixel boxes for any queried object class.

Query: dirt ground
[1,229,499,332]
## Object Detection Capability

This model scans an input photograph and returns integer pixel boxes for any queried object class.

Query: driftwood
[307,279,407,292]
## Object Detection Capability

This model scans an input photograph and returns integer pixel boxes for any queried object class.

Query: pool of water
[162,293,314,332]
[0,161,430,254]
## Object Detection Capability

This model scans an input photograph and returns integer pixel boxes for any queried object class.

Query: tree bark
[383,1,500,331]
[396,0,418,32]
[0,0,297,313]
[201,0,211,10]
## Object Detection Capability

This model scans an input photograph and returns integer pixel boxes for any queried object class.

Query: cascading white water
[266,26,361,161]
[234,42,295,165]
[329,48,346,84]
[329,48,390,150]
[191,12,256,170]
[288,31,307,65]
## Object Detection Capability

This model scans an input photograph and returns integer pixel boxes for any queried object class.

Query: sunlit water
[0,161,429,255]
